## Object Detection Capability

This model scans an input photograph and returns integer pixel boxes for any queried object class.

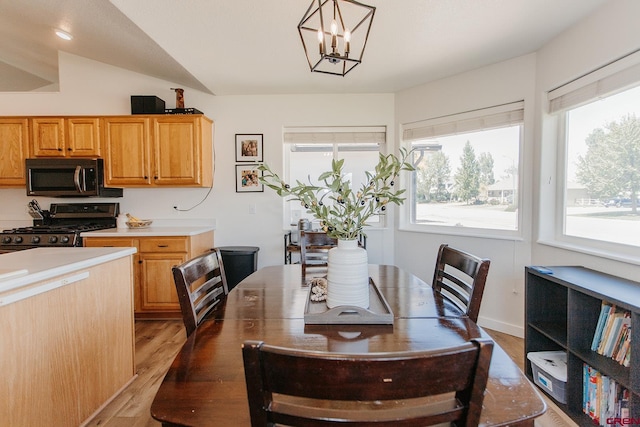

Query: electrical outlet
[291,210,302,221]
[249,204,257,214]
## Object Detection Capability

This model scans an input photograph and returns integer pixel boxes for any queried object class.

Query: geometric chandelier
[297,0,376,76]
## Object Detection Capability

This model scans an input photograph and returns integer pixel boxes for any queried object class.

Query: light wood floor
[89,320,577,427]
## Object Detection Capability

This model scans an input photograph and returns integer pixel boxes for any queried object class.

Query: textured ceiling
[0,0,608,95]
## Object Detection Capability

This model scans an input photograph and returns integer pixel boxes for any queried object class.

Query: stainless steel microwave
[25,158,123,198]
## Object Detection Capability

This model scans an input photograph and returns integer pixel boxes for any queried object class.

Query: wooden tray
[304,278,394,325]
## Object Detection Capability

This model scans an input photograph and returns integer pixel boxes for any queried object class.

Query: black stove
[1,202,119,251]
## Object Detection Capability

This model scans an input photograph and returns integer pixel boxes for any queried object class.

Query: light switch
[249,204,257,214]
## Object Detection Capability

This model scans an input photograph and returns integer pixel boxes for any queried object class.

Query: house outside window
[401,102,523,237]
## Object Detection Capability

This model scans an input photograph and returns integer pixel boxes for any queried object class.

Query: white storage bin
[527,351,567,404]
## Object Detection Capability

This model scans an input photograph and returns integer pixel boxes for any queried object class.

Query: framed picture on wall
[235,134,263,162]
[236,164,264,193]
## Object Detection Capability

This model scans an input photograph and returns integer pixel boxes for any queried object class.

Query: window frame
[399,102,525,240]
[539,51,640,265]
[281,126,389,231]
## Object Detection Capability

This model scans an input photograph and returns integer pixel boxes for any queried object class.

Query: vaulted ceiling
[0,0,608,95]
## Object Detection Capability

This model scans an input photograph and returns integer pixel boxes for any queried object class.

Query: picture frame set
[235,134,264,193]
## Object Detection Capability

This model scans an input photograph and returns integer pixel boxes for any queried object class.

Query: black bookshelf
[525,266,640,424]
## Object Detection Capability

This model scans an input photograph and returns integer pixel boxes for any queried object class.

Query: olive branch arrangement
[257,148,415,240]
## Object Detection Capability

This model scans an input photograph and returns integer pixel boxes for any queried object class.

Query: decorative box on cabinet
[101,115,213,188]
[31,117,101,157]
[525,266,640,425]
[83,230,213,318]
[0,118,30,186]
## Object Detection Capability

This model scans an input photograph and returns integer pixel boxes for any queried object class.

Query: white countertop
[0,247,137,294]
[82,225,215,237]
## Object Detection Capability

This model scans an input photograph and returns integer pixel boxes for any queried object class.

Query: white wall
[0,52,395,268]
[533,0,640,282]
[394,54,537,336]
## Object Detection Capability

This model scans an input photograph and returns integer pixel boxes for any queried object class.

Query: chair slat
[173,248,229,337]
[432,244,490,323]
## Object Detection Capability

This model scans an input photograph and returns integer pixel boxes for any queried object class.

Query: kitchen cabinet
[102,115,213,187]
[31,117,101,157]
[83,230,213,318]
[0,118,30,186]
[0,248,135,426]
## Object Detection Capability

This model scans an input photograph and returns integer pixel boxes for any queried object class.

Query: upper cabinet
[31,117,101,157]
[0,118,30,186]
[0,114,214,189]
[102,115,213,188]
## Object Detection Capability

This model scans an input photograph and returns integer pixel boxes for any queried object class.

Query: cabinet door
[67,117,100,157]
[0,118,30,186]
[31,117,65,157]
[152,116,201,186]
[102,117,151,186]
[139,252,185,311]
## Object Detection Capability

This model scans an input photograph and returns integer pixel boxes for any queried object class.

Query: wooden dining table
[151,264,546,426]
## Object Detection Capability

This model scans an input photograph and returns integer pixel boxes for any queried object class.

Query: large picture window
[547,53,640,256]
[401,102,523,236]
[553,82,640,249]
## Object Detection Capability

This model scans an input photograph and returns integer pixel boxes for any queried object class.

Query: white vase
[326,239,369,309]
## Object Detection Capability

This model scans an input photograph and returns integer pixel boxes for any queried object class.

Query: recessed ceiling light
[55,29,73,41]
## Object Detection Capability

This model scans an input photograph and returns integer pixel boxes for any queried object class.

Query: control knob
[1,236,11,244]
[30,236,40,244]
[49,236,58,244]
[15,236,23,243]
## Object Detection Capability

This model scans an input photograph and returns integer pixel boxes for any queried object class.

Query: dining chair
[242,337,494,427]
[172,248,229,337]
[432,244,491,323]
[299,231,337,276]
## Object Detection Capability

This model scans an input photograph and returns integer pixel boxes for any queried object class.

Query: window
[401,102,523,236]
[283,127,385,229]
[551,73,640,249]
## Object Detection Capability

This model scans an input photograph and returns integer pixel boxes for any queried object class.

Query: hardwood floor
[90,321,577,427]
[87,320,187,427]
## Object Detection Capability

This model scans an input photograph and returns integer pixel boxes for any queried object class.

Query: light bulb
[317,29,324,55]
[344,29,351,55]
[331,20,338,36]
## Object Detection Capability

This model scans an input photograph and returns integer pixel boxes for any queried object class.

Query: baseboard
[477,316,524,338]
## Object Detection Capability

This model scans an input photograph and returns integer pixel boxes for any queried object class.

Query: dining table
[151,264,546,426]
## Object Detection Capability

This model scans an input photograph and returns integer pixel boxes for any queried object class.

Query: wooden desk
[151,265,546,426]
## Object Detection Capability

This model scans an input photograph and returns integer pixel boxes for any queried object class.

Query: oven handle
[73,166,86,193]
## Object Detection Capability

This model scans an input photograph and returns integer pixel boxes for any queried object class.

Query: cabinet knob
[58,148,63,151]
[144,176,148,179]
[154,176,158,180]
[67,148,72,151]
[138,260,143,264]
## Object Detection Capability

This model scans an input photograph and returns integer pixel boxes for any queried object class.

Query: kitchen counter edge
[0,247,137,295]
[82,225,215,237]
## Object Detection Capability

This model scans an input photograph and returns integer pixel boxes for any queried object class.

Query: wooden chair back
[172,248,229,337]
[432,244,490,323]
[299,231,337,275]
[242,338,494,427]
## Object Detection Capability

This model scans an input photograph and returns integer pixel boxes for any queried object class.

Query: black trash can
[217,246,259,291]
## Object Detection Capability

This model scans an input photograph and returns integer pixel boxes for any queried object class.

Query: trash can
[217,246,259,291]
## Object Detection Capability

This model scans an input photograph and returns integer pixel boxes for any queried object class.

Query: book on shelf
[591,301,631,365]
[583,364,629,426]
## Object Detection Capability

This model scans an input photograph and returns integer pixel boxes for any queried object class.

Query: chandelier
[297,0,376,76]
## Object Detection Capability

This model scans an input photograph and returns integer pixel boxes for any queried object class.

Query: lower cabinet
[84,231,213,318]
